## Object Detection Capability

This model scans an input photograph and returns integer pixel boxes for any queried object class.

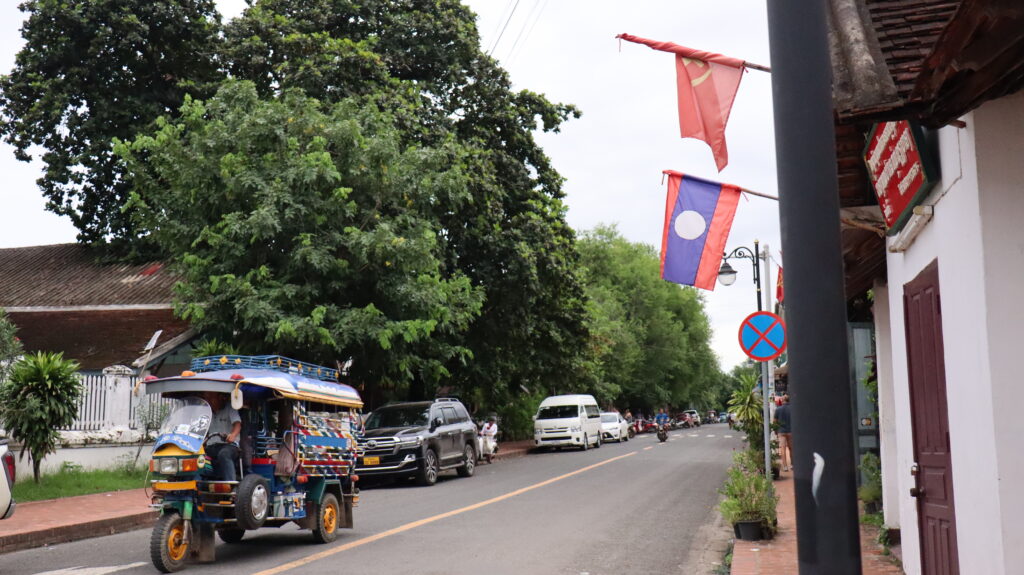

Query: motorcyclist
[654,408,670,428]
[479,415,499,463]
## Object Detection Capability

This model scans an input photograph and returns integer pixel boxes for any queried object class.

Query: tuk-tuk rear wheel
[217,527,245,544]
[311,493,340,543]
[151,512,189,573]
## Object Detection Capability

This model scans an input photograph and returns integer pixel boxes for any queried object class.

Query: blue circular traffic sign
[738,311,787,361]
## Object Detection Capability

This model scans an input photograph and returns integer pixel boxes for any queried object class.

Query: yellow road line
[643,446,654,451]
[253,451,638,575]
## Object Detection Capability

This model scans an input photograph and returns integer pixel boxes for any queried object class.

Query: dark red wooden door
[904,260,959,575]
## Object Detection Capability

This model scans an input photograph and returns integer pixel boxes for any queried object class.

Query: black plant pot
[736,520,764,541]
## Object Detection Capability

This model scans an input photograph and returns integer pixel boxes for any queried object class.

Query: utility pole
[766,1,863,573]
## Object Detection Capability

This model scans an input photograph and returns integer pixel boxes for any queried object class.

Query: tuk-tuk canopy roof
[146,357,363,408]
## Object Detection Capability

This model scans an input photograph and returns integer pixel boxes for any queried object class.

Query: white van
[533,394,603,450]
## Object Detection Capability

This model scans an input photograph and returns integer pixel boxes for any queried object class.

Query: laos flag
[660,171,741,290]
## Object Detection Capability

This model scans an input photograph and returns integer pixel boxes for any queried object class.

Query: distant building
[0,244,195,376]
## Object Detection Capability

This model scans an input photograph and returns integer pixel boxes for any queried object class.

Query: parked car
[682,410,702,426]
[357,398,478,486]
[0,439,14,519]
[600,412,630,443]
[533,394,602,450]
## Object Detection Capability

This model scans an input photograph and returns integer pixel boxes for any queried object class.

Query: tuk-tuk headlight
[158,458,179,475]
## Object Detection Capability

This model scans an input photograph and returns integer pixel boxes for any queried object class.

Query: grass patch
[12,462,148,502]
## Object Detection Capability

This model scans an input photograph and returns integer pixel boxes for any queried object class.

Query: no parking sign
[738,311,787,361]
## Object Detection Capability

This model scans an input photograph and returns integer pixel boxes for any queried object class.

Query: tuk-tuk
[144,355,363,572]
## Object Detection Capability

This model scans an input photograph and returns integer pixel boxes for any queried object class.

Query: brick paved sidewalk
[0,488,156,554]
[731,472,903,574]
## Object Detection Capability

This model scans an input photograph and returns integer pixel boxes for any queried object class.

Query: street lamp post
[718,240,763,313]
[718,240,773,487]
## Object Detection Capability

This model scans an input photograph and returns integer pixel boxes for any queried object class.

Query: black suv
[356,398,478,486]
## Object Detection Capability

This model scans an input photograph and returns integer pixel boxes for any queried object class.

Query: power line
[508,0,549,66]
[485,0,516,55]
[488,0,522,57]
[504,0,543,62]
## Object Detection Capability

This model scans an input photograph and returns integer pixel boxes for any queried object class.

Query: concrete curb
[0,510,157,554]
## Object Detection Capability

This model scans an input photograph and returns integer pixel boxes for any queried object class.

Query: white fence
[64,366,178,432]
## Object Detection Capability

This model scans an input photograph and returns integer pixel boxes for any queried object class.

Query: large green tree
[0,0,222,254]
[117,81,483,394]
[222,0,591,402]
[577,225,722,411]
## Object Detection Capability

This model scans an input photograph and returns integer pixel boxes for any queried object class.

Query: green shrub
[0,352,82,482]
[859,452,882,504]
[719,464,778,530]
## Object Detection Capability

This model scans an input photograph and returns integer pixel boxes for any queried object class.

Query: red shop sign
[863,120,938,234]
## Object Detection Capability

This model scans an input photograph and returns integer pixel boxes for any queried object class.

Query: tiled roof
[0,244,178,308]
[866,0,960,103]
[8,309,192,370]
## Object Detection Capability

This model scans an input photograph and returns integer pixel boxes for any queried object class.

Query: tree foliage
[576,225,722,411]
[221,0,590,406]
[117,81,483,393]
[0,310,23,383]
[0,352,82,483]
[0,0,223,254]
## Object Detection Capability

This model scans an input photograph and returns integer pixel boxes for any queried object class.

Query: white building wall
[973,91,1024,570]
[871,281,901,528]
[883,101,1009,573]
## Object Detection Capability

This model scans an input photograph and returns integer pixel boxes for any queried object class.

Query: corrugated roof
[0,244,178,308]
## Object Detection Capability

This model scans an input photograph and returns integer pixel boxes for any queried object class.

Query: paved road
[6,429,741,575]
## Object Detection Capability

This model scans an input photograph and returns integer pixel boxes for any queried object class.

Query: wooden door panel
[904,260,959,574]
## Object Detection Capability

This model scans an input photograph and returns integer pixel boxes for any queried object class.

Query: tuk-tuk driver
[203,392,242,481]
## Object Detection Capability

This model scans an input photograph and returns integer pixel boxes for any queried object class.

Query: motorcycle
[656,423,669,442]
[477,429,498,463]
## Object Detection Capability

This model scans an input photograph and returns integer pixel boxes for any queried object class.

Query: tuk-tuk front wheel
[151,512,189,573]
[311,493,340,543]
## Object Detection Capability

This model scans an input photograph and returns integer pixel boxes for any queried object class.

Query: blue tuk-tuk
[145,355,363,572]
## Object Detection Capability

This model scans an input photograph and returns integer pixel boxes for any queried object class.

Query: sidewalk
[730,472,903,574]
[0,439,534,554]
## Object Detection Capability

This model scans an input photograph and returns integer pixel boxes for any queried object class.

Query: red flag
[776,266,785,303]
[617,33,745,171]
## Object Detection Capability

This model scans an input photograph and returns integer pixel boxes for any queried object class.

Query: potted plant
[719,464,778,540]
[858,452,883,515]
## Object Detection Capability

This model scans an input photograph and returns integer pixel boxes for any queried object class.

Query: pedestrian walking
[773,395,793,472]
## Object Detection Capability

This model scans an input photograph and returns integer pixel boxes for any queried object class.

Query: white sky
[0,0,781,370]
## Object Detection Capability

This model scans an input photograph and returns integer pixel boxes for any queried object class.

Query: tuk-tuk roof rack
[190,355,341,383]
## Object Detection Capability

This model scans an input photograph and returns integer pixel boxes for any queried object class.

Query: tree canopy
[4,1,729,429]
[0,0,222,254]
[576,225,723,411]
[117,82,483,394]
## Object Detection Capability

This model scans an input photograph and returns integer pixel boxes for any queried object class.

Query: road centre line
[643,446,653,451]
[251,451,639,575]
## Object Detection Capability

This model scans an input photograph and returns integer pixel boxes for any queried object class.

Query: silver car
[600,412,630,443]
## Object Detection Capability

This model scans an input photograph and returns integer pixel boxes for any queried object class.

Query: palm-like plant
[727,372,762,426]
[0,352,82,482]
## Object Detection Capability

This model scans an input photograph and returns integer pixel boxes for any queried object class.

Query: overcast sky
[0,0,781,370]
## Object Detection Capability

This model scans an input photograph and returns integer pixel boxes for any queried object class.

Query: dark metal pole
[765,1,863,574]
[753,240,762,312]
